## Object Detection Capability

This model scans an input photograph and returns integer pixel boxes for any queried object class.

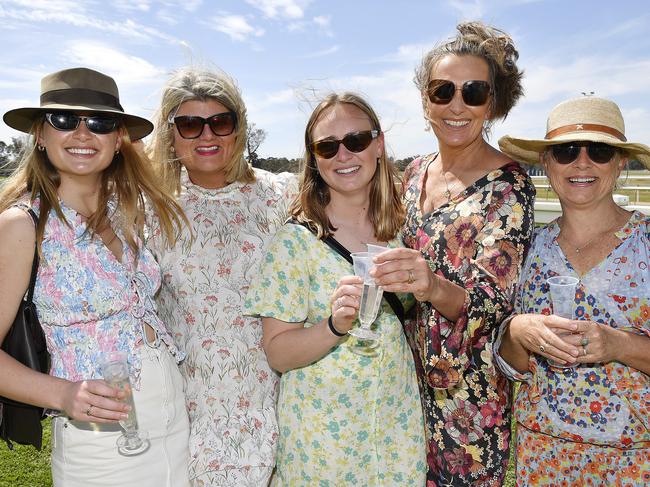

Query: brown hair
[0,118,187,256]
[148,66,253,195]
[290,92,404,242]
[414,21,524,132]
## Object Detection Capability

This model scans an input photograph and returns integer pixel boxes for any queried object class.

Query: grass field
[0,419,52,487]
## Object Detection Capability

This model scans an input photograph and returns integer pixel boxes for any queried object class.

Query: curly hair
[414,21,524,131]
[147,66,253,195]
[290,92,404,242]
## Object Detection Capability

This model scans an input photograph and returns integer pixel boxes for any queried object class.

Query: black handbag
[0,208,49,450]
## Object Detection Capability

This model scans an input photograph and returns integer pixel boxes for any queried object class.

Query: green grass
[0,418,52,487]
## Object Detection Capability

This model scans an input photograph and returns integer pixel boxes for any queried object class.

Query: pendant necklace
[560,219,621,254]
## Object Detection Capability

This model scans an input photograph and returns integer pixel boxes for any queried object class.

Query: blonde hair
[0,118,187,255]
[148,66,254,195]
[291,92,404,242]
[414,21,524,132]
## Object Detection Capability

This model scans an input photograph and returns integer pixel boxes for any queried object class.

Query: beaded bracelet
[327,315,346,337]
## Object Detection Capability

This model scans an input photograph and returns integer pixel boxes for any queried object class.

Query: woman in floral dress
[371,22,534,485]
[245,92,426,486]
[146,66,297,487]
[496,96,650,485]
[0,67,190,486]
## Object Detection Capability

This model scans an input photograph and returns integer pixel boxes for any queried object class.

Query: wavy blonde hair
[291,92,404,242]
[148,66,254,195]
[0,118,187,255]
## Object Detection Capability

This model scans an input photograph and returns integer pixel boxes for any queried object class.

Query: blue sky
[1,0,649,158]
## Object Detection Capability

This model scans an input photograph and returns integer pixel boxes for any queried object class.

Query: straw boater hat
[3,67,153,141]
[499,96,650,169]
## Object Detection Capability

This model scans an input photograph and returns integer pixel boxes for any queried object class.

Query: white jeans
[51,345,191,487]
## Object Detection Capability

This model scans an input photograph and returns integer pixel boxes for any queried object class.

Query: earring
[376,157,380,165]
[115,150,120,155]
[170,146,175,153]
[37,144,45,152]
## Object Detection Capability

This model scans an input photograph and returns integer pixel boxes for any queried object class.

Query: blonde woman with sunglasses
[0,68,190,486]
[245,92,426,486]
[146,66,297,487]
[495,96,650,486]
[371,21,535,485]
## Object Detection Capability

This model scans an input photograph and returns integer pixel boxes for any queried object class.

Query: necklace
[441,170,461,202]
[559,219,621,254]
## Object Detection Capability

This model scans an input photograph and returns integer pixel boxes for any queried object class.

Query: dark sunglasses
[426,79,491,106]
[45,112,119,135]
[549,142,619,165]
[170,112,237,139]
[310,130,379,159]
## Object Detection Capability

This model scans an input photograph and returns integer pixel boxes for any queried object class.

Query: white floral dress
[245,223,427,486]
[147,168,297,481]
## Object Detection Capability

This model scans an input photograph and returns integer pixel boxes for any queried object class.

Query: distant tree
[256,157,300,174]
[626,159,645,171]
[0,136,27,177]
[246,123,267,167]
[391,155,416,172]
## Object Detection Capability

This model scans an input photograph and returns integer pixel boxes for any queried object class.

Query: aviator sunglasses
[310,130,379,159]
[426,79,491,106]
[169,112,237,139]
[45,112,119,135]
[549,141,618,165]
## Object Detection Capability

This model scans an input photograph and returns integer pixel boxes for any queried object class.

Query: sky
[0,0,649,159]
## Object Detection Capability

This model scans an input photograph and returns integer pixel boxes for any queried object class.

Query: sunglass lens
[428,81,455,104]
[175,117,204,139]
[208,113,236,136]
[462,81,490,106]
[551,144,581,164]
[342,132,373,153]
[311,140,339,159]
[588,143,617,163]
[85,117,118,134]
[48,113,79,130]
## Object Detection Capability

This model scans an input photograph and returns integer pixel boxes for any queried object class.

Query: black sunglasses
[426,79,491,106]
[549,142,619,165]
[310,130,379,159]
[45,112,119,135]
[170,112,237,139]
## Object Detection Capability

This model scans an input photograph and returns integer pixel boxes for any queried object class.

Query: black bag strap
[291,220,405,325]
[24,208,39,304]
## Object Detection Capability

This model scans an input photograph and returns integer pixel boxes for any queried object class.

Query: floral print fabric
[147,168,297,481]
[401,154,535,486]
[28,198,181,389]
[245,223,427,486]
[494,212,650,484]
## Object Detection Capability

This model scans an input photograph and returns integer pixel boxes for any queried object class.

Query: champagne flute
[349,252,383,344]
[101,351,150,456]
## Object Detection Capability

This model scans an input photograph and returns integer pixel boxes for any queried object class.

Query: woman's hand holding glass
[508,313,581,366]
[370,247,439,302]
[61,378,130,423]
[329,275,363,335]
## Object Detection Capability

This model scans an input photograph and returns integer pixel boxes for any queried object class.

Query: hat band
[40,88,124,112]
[546,123,626,142]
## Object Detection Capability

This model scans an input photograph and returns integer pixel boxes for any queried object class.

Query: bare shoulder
[0,207,36,261]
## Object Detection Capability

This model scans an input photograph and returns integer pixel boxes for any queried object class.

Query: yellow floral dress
[245,223,426,486]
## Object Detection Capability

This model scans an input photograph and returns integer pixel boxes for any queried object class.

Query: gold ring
[580,337,589,347]
[85,405,94,417]
[407,270,414,284]
[539,344,545,353]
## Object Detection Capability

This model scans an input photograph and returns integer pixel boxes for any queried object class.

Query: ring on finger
[407,270,414,284]
[580,336,589,347]
[539,344,546,353]
[85,405,94,417]
[582,346,588,356]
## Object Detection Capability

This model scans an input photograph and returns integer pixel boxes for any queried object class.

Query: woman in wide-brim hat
[0,67,191,486]
[495,95,650,485]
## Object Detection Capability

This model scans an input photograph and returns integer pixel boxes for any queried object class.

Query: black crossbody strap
[292,220,405,325]
[25,208,39,303]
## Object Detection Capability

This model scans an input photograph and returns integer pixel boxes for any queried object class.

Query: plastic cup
[546,276,579,370]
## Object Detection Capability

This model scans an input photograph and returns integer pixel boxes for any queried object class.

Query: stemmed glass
[101,352,150,456]
[349,252,383,347]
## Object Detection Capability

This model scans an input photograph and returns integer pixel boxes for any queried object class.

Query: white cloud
[245,0,310,19]
[205,14,265,42]
[298,45,340,59]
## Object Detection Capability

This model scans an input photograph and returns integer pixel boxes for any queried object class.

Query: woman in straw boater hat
[0,67,191,486]
[495,95,650,485]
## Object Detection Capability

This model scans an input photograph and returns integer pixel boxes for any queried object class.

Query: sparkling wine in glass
[349,252,383,343]
[101,352,150,456]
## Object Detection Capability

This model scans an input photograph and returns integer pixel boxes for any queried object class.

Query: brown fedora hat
[499,96,650,169]
[3,67,153,141]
